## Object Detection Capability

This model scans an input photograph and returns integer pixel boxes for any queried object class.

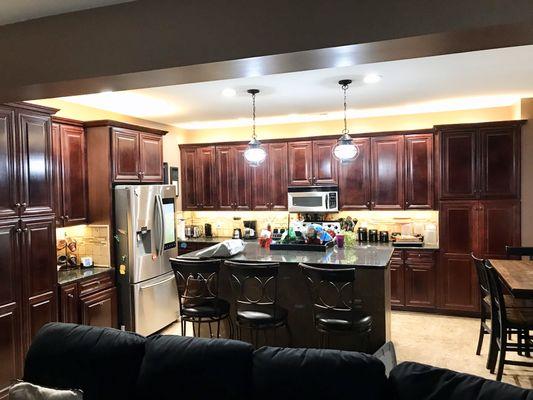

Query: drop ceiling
[56,45,533,129]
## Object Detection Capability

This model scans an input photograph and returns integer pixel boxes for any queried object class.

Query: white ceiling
[0,0,134,26]
[57,45,533,129]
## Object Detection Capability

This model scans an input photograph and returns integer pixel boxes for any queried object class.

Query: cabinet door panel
[60,125,87,225]
[59,283,79,324]
[18,112,54,215]
[405,134,433,209]
[478,200,520,258]
[0,108,18,219]
[390,261,405,306]
[112,128,140,182]
[251,147,270,211]
[405,262,435,308]
[139,133,163,182]
[234,145,252,210]
[338,138,370,210]
[27,291,56,345]
[0,302,22,399]
[269,143,288,210]
[180,147,198,210]
[312,139,337,185]
[371,136,404,209]
[0,220,21,307]
[479,126,519,198]
[51,123,63,225]
[288,141,312,186]
[439,201,477,255]
[80,287,117,328]
[196,146,217,209]
[438,255,478,312]
[215,146,234,210]
[439,129,477,199]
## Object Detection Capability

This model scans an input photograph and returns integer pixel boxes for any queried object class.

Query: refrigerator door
[132,271,179,336]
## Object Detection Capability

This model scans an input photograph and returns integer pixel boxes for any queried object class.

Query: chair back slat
[471,253,490,298]
[484,261,507,326]
[506,246,533,260]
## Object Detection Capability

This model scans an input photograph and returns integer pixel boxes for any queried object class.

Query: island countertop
[175,241,394,268]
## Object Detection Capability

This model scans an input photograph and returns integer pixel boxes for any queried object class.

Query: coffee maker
[243,220,257,240]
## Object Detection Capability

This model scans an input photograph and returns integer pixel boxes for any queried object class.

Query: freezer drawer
[132,271,179,336]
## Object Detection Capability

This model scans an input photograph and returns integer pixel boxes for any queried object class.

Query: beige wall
[520,99,533,246]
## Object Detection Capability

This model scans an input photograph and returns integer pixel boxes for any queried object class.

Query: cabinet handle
[64,215,70,221]
[67,293,74,298]
[15,228,22,233]
[405,201,409,206]
[21,203,27,207]
[22,227,28,232]
[15,202,21,208]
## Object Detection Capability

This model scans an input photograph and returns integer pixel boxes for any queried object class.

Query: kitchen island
[173,242,393,352]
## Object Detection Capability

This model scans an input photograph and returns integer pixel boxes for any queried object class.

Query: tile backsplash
[56,225,111,267]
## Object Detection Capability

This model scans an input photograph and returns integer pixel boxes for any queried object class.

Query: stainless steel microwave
[287,185,339,212]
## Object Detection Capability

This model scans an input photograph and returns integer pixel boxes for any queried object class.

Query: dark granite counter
[58,267,113,285]
[178,237,233,243]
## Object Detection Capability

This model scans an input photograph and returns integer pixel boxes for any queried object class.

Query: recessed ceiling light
[221,88,237,97]
[363,74,382,84]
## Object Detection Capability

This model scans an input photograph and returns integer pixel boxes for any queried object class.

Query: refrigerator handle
[155,194,165,256]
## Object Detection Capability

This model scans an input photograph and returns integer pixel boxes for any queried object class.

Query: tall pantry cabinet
[0,103,58,399]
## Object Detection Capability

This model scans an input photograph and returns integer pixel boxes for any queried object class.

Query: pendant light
[333,79,359,162]
[243,89,267,167]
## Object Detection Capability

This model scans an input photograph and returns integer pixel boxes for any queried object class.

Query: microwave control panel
[328,192,338,209]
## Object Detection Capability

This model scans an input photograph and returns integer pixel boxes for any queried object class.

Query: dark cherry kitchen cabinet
[80,287,118,328]
[181,147,199,210]
[338,137,371,210]
[180,146,217,210]
[390,250,405,307]
[404,134,434,209]
[252,143,288,210]
[371,135,404,209]
[59,283,79,324]
[288,139,337,186]
[52,118,88,227]
[139,133,164,182]
[438,121,522,200]
[112,127,139,182]
[0,107,17,219]
[216,145,252,211]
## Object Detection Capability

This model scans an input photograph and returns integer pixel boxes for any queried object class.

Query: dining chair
[505,246,533,260]
[299,263,372,351]
[171,258,233,339]
[471,254,492,357]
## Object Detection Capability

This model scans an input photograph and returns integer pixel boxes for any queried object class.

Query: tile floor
[163,311,533,389]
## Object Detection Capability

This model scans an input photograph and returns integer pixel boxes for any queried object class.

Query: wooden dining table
[488,259,533,299]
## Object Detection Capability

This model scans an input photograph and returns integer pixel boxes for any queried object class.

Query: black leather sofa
[23,323,532,400]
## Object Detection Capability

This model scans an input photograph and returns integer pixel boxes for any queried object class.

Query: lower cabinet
[59,271,117,328]
[391,249,437,310]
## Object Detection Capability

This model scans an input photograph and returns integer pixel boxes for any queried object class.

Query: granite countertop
[176,241,395,268]
[58,266,113,285]
[178,237,233,243]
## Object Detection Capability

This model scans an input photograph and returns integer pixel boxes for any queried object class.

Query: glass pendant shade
[244,138,266,167]
[333,132,359,162]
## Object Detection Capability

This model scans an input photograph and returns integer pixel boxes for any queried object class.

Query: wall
[520,99,533,246]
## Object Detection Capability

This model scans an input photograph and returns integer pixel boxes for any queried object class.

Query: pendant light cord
[342,83,349,134]
[251,91,257,140]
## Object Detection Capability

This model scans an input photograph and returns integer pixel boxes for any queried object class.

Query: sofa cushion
[389,361,533,400]
[253,346,387,400]
[136,335,254,400]
[24,323,146,400]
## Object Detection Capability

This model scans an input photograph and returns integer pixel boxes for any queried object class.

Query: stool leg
[192,320,196,337]
[476,319,485,355]
[526,330,531,358]
[216,319,221,338]
[208,322,213,338]
[496,331,507,381]
[197,320,201,338]
[286,323,293,347]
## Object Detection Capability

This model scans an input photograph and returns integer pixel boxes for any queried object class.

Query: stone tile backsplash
[56,224,111,267]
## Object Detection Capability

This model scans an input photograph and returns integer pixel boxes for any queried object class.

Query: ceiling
[57,45,533,130]
[0,0,134,26]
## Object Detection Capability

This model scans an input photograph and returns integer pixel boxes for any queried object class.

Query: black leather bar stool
[485,261,533,381]
[225,261,290,348]
[300,263,372,351]
[171,258,233,339]
[506,246,533,260]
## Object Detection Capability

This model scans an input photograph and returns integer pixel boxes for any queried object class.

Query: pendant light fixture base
[338,79,353,87]
[247,89,260,95]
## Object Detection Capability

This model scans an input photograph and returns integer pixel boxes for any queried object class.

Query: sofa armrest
[373,341,397,377]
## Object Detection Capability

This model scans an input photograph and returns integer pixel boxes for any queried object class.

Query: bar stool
[506,246,533,260]
[171,258,233,339]
[485,261,533,381]
[225,261,290,348]
[299,263,372,351]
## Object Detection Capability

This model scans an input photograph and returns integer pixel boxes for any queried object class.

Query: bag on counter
[194,239,246,258]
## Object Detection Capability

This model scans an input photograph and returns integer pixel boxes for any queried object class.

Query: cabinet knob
[22,227,28,232]
[21,203,27,207]
[15,203,21,208]
[67,293,74,298]
[64,215,70,220]
[15,228,22,233]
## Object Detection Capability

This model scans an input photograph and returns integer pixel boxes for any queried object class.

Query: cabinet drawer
[79,273,114,297]
[391,249,404,262]
[405,250,435,263]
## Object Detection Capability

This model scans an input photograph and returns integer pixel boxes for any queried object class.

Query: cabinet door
[180,147,199,210]
[390,258,405,307]
[51,123,63,226]
[404,251,436,308]
[251,147,270,211]
[477,200,520,259]
[139,133,163,182]
[439,201,477,255]
[371,135,404,209]
[338,137,371,210]
[196,146,217,210]
[479,126,520,199]
[233,145,252,211]
[59,283,79,324]
[60,124,88,226]
[0,107,18,219]
[80,287,117,328]
[269,143,288,210]
[112,128,140,182]
[288,141,312,186]
[215,146,234,210]
[405,134,434,209]
[17,112,54,216]
[20,216,57,348]
[312,139,338,185]
[437,255,478,312]
[0,220,23,397]
[439,129,477,199]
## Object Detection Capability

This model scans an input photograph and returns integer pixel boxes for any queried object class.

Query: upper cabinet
[404,134,434,209]
[52,118,88,227]
[438,121,522,200]
[338,137,371,210]
[181,146,217,210]
[216,145,252,211]
[371,135,404,210]
[288,139,337,186]
[0,107,17,219]
[252,143,289,211]
[139,133,164,182]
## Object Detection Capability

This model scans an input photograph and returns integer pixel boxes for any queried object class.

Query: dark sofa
[23,323,532,400]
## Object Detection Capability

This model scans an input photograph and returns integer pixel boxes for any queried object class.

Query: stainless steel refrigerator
[114,184,179,336]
